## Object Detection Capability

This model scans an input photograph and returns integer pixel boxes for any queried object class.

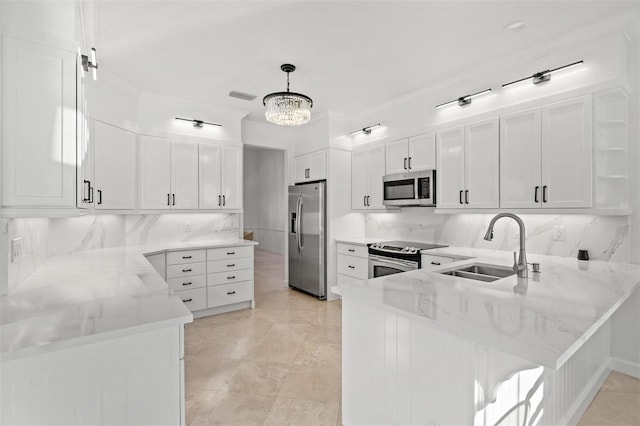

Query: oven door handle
[368,254,419,269]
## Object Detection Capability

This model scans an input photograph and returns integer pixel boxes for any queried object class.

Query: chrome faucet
[483,213,528,278]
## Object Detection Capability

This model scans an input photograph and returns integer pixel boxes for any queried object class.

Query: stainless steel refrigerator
[288,181,326,299]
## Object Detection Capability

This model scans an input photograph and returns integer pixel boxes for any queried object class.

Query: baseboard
[255,247,284,256]
[565,359,611,426]
[611,357,640,378]
[192,300,253,319]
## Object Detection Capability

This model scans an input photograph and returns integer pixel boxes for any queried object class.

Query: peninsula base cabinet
[1,325,186,426]
[342,297,613,426]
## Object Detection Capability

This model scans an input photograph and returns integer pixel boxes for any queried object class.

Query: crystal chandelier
[263,64,313,126]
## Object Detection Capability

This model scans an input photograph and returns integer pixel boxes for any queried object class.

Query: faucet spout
[484,213,528,278]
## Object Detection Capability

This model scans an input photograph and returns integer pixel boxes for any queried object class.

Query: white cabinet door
[2,37,76,207]
[199,144,222,209]
[408,133,436,171]
[500,109,542,209]
[465,118,499,208]
[436,126,465,209]
[541,95,593,208]
[308,150,327,181]
[76,58,93,209]
[351,149,369,210]
[367,145,386,209]
[385,139,409,175]
[221,146,242,209]
[93,121,137,210]
[294,155,308,183]
[139,136,171,209]
[171,140,199,209]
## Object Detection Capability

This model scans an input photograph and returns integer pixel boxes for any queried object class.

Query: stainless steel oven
[383,170,436,207]
[368,241,447,279]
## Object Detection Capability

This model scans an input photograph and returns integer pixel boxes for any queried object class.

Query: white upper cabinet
[352,144,386,210]
[294,150,327,183]
[93,121,137,210]
[76,55,93,209]
[2,37,77,208]
[541,95,593,208]
[140,136,171,209]
[385,133,436,175]
[199,144,222,209]
[436,119,499,209]
[199,144,242,210]
[465,118,499,208]
[220,146,242,209]
[500,109,543,208]
[170,140,199,209]
[500,95,592,209]
[436,126,466,209]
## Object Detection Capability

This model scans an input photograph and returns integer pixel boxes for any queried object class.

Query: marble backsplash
[365,209,630,262]
[5,213,240,293]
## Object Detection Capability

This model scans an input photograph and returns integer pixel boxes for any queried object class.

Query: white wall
[242,147,286,255]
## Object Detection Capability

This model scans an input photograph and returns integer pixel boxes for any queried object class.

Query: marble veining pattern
[125,213,240,245]
[365,210,630,262]
[334,246,640,369]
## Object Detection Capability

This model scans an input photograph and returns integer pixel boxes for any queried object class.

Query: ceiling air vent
[229,91,257,101]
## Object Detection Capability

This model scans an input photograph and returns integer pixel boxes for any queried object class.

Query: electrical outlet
[11,237,23,262]
[184,221,191,232]
[553,226,566,241]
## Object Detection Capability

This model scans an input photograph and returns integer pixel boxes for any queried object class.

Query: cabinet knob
[348,265,355,269]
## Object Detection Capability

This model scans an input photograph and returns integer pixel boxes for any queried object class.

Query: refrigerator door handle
[296,196,302,253]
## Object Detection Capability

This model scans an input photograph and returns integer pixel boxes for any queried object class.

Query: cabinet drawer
[337,243,368,258]
[421,254,455,269]
[207,257,253,273]
[208,268,254,286]
[337,273,365,286]
[167,274,206,291]
[167,249,206,265]
[337,254,369,279]
[207,281,253,308]
[174,287,207,311]
[166,262,206,279]
[207,246,253,260]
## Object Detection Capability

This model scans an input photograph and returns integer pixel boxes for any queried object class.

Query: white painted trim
[611,357,640,378]
[565,360,611,426]
[191,300,253,318]
[434,208,633,216]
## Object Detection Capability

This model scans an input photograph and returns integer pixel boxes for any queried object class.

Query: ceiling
[97,0,637,123]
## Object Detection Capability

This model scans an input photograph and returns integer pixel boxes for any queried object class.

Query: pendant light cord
[286,71,290,92]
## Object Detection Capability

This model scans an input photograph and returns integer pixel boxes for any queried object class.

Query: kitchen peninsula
[334,247,640,426]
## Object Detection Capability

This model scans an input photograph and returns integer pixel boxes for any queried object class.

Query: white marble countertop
[1,239,258,362]
[334,246,640,369]
[335,237,388,247]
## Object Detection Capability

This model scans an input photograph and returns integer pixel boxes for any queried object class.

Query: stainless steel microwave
[382,170,436,207]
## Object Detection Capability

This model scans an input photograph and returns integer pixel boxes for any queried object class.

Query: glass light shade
[264,93,312,126]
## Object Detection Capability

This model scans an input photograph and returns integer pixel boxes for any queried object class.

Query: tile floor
[185,250,640,426]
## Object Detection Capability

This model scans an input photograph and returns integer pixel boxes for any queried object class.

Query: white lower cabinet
[207,282,254,308]
[421,254,456,270]
[337,243,368,286]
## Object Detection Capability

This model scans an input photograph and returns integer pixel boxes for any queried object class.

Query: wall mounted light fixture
[350,123,381,136]
[81,48,98,80]
[435,89,492,109]
[502,60,584,88]
[175,117,222,128]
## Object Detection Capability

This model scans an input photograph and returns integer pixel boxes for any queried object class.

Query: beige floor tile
[227,360,290,396]
[264,396,340,426]
[278,364,342,403]
[293,341,341,368]
[189,390,276,426]
[579,391,640,426]
[185,355,241,393]
[600,371,640,394]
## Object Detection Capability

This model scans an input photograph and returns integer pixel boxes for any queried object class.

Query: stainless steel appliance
[288,181,327,299]
[382,169,436,207]
[368,240,447,278]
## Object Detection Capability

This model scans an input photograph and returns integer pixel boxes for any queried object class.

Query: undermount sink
[438,263,515,283]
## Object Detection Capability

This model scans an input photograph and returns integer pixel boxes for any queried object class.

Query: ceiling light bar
[502,60,584,88]
[175,117,222,128]
[350,123,381,136]
[81,47,98,80]
[229,91,257,101]
[435,89,492,109]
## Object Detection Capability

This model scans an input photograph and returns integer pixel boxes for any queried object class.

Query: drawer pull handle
[182,268,192,272]
[348,265,355,269]
[431,262,440,266]
[182,298,192,303]
[182,256,192,259]
[227,252,235,255]
[227,264,235,267]
[227,276,236,280]
[182,282,192,286]
[227,291,236,295]
[348,249,355,252]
